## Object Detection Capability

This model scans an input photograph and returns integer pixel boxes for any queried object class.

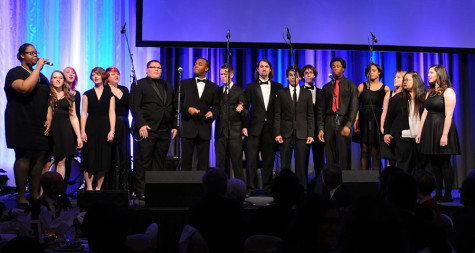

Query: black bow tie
[197,78,206,83]
[304,85,314,89]
[259,80,269,85]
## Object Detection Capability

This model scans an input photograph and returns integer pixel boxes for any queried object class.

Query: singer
[129,60,177,200]
[354,63,389,170]
[4,43,51,206]
[176,58,219,171]
[317,58,358,170]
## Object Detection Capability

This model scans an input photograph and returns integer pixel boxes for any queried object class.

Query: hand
[384,134,393,146]
[36,58,49,70]
[306,137,314,144]
[77,137,83,149]
[81,131,88,143]
[354,121,360,133]
[236,102,244,113]
[140,125,151,139]
[440,135,448,147]
[205,111,213,119]
[242,128,248,137]
[171,129,178,139]
[188,107,200,115]
[318,130,325,142]
[44,121,51,136]
[275,136,283,144]
[341,126,351,137]
[107,130,114,142]
[415,135,421,144]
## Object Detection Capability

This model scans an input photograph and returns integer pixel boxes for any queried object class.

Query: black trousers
[134,130,171,196]
[394,136,427,174]
[215,135,244,181]
[280,136,309,189]
[305,139,325,178]
[181,136,210,171]
[323,116,351,170]
[246,123,277,194]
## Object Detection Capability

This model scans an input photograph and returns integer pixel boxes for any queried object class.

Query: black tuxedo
[177,78,219,171]
[130,76,175,196]
[384,93,426,172]
[215,84,247,180]
[245,80,283,194]
[304,85,325,178]
[274,86,314,189]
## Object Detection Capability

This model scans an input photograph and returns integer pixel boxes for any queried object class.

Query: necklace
[20,65,40,83]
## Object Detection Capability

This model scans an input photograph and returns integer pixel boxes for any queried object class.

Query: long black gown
[82,85,113,173]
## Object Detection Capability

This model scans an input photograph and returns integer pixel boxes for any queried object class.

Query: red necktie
[332,80,340,112]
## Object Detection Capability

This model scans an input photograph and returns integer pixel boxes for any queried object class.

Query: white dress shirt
[259,78,271,111]
[196,77,206,98]
[290,84,301,102]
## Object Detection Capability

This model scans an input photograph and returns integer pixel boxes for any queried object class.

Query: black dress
[104,85,131,190]
[51,98,76,158]
[4,66,50,150]
[380,90,398,160]
[73,91,81,119]
[358,84,386,146]
[82,85,113,173]
[419,91,460,155]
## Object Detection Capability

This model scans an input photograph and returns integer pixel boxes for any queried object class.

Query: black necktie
[197,78,206,83]
[155,80,166,102]
[260,80,269,85]
[304,85,314,90]
[293,87,297,129]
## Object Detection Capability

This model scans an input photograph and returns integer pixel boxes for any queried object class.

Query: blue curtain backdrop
[1,0,474,186]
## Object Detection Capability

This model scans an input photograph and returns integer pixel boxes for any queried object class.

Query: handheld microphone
[178,67,183,73]
[370,32,378,43]
[45,61,53,66]
[328,73,335,80]
[121,22,127,34]
[286,27,291,40]
[226,30,231,40]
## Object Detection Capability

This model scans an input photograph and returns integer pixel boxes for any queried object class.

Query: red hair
[105,67,120,85]
[63,66,78,90]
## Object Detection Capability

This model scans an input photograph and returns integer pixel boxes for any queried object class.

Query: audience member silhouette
[249,169,304,239]
[453,177,475,253]
[414,170,441,224]
[188,168,245,253]
[321,163,354,209]
[226,178,247,205]
[378,165,403,199]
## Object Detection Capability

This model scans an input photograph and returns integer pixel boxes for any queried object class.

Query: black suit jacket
[384,93,424,137]
[130,76,175,132]
[215,84,248,139]
[274,86,315,139]
[177,78,219,140]
[245,80,283,136]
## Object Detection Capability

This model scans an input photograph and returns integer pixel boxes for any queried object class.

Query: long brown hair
[401,71,426,117]
[428,65,452,95]
[49,71,74,113]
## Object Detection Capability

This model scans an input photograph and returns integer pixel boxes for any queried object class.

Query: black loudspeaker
[77,190,129,211]
[145,171,205,208]
[343,170,380,198]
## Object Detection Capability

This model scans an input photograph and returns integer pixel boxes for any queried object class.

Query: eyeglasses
[304,71,314,75]
[148,66,161,69]
[24,51,39,56]
[403,78,413,82]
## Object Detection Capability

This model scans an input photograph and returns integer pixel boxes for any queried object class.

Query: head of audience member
[41,171,66,199]
[82,203,128,253]
[428,64,452,95]
[105,66,121,86]
[337,196,408,253]
[414,170,436,199]
[287,194,339,252]
[460,177,475,213]
[330,57,346,78]
[301,65,318,85]
[194,58,210,78]
[467,169,475,179]
[322,163,343,191]
[286,66,301,87]
[226,178,247,205]
[63,67,78,91]
[202,168,228,197]
[220,64,234,86]
[271,169,304,207]
[386,171,418,212]
[255,59,274,80]
[89,67,108,86]
[365,63,383,81]
[146,60,162,80]
[378,166,403,199]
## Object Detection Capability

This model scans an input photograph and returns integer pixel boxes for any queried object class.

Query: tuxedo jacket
[215,85,248,139]
[177,78,219,140]
[130,76,175,132]
[274,86,315,139]
[384,92,424,137]
[245,80,283,137]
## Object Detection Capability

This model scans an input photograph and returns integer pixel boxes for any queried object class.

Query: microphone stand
[285,28,298,149]
[225,31,232,174]
[365,33,378,170]
[175,69,183,171]
[122,23,139,199]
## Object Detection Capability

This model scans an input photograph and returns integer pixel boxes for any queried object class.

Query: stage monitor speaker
[343,170,380,198]
[145,171,205,208]
[77,190,129,211]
